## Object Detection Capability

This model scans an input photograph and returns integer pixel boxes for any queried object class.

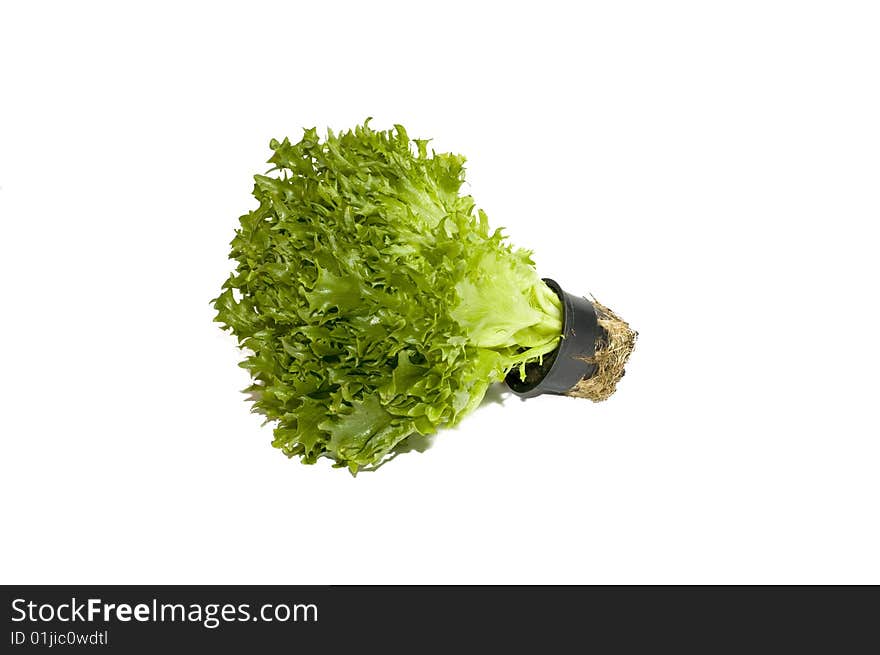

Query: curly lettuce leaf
[214,121,562,471]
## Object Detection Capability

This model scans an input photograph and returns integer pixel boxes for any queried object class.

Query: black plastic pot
[504,278,602,398]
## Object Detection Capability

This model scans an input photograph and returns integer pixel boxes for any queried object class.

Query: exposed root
[567,298,637,401]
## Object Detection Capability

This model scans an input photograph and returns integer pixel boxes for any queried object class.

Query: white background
[1,1,878,584]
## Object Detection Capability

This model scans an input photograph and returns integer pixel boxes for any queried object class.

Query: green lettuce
[214,121,562,471]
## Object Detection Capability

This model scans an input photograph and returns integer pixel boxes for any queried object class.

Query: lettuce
[214,121,562,471]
